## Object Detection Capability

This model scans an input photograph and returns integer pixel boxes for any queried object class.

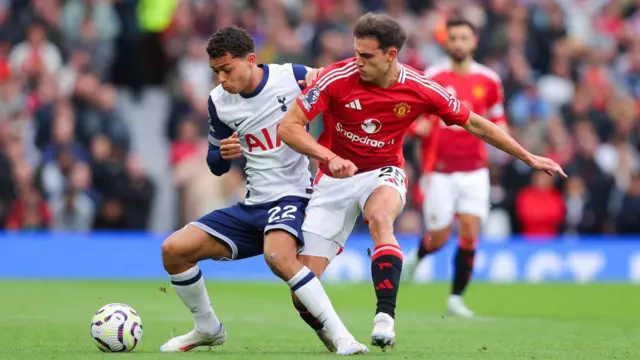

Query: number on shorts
[379,166,405,185]
[268,205,298,223]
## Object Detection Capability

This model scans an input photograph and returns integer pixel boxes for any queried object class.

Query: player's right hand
[220,133,243,160]
[526,154,567,178]
[328,156,358,178]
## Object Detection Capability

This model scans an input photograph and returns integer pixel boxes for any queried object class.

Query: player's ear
[245,53,257,65]
[387,48,398,62]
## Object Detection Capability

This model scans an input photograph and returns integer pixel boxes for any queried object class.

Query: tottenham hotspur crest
[277,96,287,112]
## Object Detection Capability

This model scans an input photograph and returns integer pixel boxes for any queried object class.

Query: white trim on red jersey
[316,62,358,91]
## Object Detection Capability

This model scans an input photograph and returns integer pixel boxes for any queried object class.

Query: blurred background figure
[0,0,638,239]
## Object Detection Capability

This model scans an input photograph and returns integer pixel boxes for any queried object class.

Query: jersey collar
[241,64,270,99]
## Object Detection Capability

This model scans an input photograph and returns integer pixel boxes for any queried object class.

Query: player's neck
[451,57,472,75]
[375,61,401,88]
[241,66,265,95]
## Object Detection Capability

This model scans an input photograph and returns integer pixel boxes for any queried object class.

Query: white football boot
[446,295,474,318]
[371,312,395,349]
[160,324,227,352]
[334,336,369,355]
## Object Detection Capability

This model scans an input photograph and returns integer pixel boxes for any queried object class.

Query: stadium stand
[0,0,639,238]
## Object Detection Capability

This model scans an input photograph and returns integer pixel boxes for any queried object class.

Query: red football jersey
[418,60,506,173]
[296,58,470,176]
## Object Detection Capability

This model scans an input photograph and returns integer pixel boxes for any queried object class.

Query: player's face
[209,53,256,94]
[354,37,397,83]
[446,25,477,63]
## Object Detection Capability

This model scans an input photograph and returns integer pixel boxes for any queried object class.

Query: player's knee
[367,210,394,233]
[264,249,297,279]
[161,232,191,272]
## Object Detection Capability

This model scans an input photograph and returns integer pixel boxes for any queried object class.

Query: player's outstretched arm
[461,112,567,177]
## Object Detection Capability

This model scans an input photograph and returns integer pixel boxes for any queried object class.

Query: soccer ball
[90,303,143,352]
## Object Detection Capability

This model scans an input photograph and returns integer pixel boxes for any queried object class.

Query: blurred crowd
[1,0,640,239]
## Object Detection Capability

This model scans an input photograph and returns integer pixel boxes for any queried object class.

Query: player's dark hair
[206,26,255,59]
[446,19,477,34]
[353,13,406,52]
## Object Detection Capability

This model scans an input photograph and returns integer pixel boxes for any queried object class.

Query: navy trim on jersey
[208,97,233,140]
[240,64,270,99]
[292,64,308,90]
[207,96,232,175]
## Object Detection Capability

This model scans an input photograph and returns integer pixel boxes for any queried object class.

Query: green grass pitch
[0,281,638,359]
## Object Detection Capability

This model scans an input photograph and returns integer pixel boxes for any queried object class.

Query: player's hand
[526,154,567,178]
[298,67,325,88]
[220,133,243,160]
[328,156,358,178]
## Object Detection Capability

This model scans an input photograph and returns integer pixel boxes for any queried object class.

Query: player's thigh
[359,167,406,242]
[161,224,233,265]
[190,205,264,260]
[302,172,361,247]
[455,168,490,226]
[262,196,308,274]
[422,172,457,232]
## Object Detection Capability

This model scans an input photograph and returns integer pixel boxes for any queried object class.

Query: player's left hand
[298,67,325,88]
[328,156,358,178]
[526,155,567,178]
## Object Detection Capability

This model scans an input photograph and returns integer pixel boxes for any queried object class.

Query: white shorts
[299,166,407,261]
[421,168,490,231]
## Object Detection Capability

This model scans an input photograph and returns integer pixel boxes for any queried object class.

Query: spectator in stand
[516,171,565,238]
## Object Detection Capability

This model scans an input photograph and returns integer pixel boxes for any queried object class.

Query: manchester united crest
[393,102,411,117]
[472,85,485,100]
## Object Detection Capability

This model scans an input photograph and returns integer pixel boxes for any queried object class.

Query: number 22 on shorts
[268,205,298,223]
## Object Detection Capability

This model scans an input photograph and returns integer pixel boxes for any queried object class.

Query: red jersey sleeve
[419,78,470,126]
[486,77,507,125]
[295,60,355,121]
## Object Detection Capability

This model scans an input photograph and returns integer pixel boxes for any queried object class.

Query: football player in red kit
[403,19,509,318]
[278,13,566,349]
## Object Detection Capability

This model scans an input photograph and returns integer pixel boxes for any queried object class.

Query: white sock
[287,266,350,340]
[170,265,221,335]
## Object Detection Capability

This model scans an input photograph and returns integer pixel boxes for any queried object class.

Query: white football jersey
[207,63,313,205]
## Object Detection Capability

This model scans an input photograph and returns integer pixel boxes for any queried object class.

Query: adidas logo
[375,279,394,290]
[345,99,362,110]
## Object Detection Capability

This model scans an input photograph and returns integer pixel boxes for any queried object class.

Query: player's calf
[363,186,404,349]
[264,231,357,351]
[160,225,229,340]
[364,187,404,319]
[263,229,305,281]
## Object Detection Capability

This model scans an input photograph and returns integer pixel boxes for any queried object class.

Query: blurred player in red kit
[403,19,509,318]
[278,13,565,349]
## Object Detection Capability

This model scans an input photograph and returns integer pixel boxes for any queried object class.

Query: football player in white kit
[160,26,367,355]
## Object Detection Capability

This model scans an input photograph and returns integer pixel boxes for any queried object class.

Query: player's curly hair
[353,13,406,52]
[206,26,255,59]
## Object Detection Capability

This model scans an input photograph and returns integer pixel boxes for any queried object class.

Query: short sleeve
[208,96,232,147]
[295,63,350,121]
[291,64,311,90]
[486,78,507,125]
[419,78,470,126]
